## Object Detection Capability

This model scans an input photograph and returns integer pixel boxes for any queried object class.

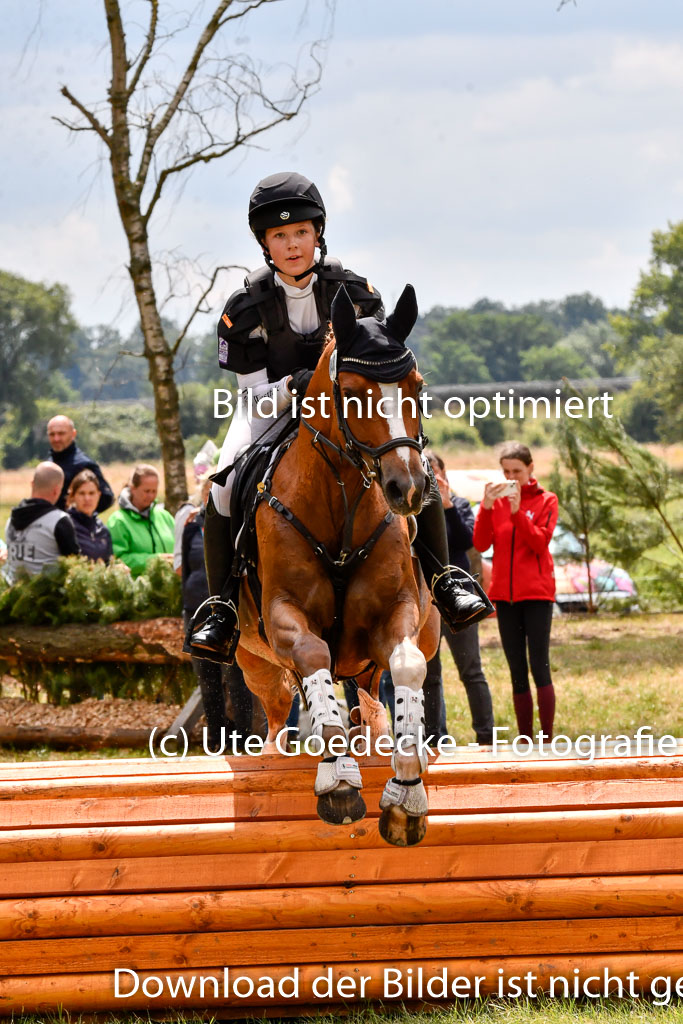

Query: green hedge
[1,387,226,469]
[0,556,190,706]
[0,555,182,626]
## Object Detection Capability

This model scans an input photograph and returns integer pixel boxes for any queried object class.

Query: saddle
[231,428,295,564]
[211,412,299,632]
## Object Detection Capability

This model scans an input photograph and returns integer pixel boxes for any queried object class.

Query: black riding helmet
[248,172,327,278]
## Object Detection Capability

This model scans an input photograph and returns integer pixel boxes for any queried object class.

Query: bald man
[47,414,114,512]
[3,462,80,584]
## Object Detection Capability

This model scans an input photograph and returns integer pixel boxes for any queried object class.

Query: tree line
[1,261,677,471]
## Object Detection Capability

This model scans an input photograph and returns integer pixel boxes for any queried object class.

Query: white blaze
[379,383,411,468]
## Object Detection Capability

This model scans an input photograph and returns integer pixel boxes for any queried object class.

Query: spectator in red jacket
[473,442,559,740]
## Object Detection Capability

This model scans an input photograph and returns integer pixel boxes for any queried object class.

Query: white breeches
[211,408,283,516]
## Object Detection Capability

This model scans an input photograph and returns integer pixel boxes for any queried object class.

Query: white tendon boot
[392,685,429,772]
[380,684,429,816]
[301,668,343,737]
[301,669,362,797]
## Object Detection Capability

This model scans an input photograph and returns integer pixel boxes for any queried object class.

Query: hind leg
[236,646,293,751]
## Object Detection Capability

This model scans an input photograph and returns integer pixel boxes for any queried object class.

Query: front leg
[373,626,430,847]
[268,597,366,825]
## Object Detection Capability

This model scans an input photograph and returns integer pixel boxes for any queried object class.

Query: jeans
[344,622,494,745]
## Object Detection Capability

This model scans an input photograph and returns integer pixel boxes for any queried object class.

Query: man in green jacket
[107,464,175,577]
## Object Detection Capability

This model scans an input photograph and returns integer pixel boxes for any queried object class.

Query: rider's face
[264,220,319,287]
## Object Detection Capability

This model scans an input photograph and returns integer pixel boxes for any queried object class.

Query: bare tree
[55,0,332,511]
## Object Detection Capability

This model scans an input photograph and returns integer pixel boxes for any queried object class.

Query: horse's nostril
[385,480,404,507]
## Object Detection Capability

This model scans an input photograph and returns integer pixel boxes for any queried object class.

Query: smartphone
[500,480,518,496]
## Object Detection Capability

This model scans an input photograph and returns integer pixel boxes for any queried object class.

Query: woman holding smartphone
[473,442,559,740]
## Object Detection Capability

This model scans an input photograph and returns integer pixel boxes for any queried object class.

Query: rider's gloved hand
[287,368,314,397]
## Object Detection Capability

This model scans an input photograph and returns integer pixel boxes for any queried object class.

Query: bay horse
[235,284,440,847]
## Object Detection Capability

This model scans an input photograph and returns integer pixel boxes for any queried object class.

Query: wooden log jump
[0,617,186,666]
[1,746,682,1015]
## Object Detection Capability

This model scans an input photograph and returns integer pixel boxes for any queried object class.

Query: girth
[253,484,394,672]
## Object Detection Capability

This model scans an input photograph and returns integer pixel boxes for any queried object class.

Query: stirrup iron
[184,595,240,664]
[431,564,494,633]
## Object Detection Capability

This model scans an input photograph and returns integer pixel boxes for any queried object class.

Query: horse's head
[330,284,428,516]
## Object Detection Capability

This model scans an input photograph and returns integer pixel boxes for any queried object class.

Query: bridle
[301,348,428,486]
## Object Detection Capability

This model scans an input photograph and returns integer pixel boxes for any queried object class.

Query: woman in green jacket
[108,464,175,577]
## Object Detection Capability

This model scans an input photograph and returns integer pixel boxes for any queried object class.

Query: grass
[327,1001,683,1024]
[3,443,681,521]
[444,612,683,742]
[436,443,683,481]
[7,998,683,1023]
[0,745,152,762]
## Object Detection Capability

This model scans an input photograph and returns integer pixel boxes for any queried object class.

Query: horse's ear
[331,285,358,349]
[386,284,418,345]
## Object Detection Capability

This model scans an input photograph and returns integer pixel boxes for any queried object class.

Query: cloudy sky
[3,0,683,331]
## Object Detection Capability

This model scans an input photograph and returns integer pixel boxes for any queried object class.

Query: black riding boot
[186,495,240,661]
[416,471,492,632]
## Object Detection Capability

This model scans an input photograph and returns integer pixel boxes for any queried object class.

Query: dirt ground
[0,693,182,733]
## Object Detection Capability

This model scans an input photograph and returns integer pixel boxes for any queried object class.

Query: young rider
[190,171,488,657]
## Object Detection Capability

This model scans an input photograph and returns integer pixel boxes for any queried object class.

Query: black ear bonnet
[330,284,419,383]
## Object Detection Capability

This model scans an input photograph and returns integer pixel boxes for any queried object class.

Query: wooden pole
[1,875,681,940]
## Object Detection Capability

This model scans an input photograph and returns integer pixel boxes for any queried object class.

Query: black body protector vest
[217,259,384,381]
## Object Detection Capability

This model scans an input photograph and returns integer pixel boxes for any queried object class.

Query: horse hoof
[317,783,366,826]
[378,805,427,847]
